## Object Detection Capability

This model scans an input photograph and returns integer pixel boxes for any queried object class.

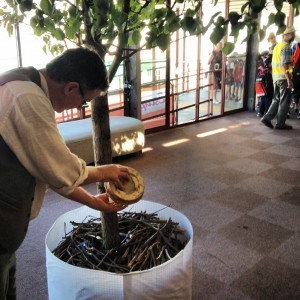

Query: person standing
[208,42,223,104]
[0,47,130,299]
[261,25,296,129]
[267,32,277,54]
[225,58,235,100]
[256,56,274,117]
[233,59,244,102]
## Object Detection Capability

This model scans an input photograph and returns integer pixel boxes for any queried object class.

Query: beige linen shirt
[0,73,88,219]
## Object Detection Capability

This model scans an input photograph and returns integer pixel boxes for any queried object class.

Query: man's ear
[64,82,79,95]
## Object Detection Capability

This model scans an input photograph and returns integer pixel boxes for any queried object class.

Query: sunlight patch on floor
[142,147,153,153]
[162,138,190,147]
[196,128,227,138]
[228,121,251,129]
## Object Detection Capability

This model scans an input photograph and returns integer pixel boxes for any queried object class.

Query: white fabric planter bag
[45,200,193,300]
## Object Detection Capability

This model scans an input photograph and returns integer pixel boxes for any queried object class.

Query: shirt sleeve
[1,81,88,196]
[281,45,293,65]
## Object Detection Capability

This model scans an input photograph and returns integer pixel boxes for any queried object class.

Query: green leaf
[70,18,81,32]
[195,23,203,35]
[30,15,39,28]
[274,0,283,11]
[277,25,286,35]
[44,17,55,31]
[52,10,63,22]
[42,44,47,54]
[222,42,235,55]
[95,14,108,29]
[131,30,141,45]
[241,2,250,13]
[210,26,225,45]
[251,0,267,13]
[65,18,81,39]
[153,8,166,20]
[228,12,241,26]
[94,0,110,12]
[274,11,285,26]
[20,0,34,12]
[68,6,77,18]
[216,16,226,26]
[166,9,176,22]
[267,13,275,26]
[112,9,127,28]
[40,0,52,15]
[53,28,65,40]
[167,19,181,32]
[145,29,158,48]
[259,29,265,41]
[290,0,299,16]
[157,33,170,51]
[185,8,195,17]
[65,26,75,39]
[230,24,241,39]
[7,23,14,36]
[33,27,43,36]
[181,16,197,34]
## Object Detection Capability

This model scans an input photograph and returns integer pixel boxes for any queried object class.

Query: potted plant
[45,200,193,299]
[45,167,193,299]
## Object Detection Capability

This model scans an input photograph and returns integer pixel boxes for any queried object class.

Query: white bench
[57,116,145,164]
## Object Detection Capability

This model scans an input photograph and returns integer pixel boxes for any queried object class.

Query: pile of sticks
[52,210,187,273]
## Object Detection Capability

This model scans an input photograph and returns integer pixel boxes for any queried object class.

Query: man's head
[45,47,109,112]
[283,25,296,43]
[267,32,276,44]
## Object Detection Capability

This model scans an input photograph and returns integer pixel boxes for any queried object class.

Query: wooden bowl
[105,167,144,205]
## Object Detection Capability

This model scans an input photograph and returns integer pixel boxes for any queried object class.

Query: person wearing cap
[261,25,296,129]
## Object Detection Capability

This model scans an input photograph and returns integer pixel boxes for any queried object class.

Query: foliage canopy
[0,0,299,68]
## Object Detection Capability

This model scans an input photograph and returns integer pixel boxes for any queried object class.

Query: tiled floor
[16,111,300,299]
[122,111,300,299]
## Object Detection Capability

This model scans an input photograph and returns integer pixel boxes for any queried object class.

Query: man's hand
[85,164,130,189]
[99,164,130,190]
[91,193,127,213]
[64,187,127,213]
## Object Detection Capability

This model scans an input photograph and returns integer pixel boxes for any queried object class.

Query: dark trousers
[0,252,16,300]
[264,80,292,126]
[259,95,272,115]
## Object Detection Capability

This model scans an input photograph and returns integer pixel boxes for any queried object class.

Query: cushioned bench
[57,116,145,164]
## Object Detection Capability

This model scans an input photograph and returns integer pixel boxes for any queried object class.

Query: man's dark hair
[46,47,109,93]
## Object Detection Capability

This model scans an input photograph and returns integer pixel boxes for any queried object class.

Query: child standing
[256,56,274,117]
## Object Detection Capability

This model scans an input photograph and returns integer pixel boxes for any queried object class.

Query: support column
[245,18,260,111]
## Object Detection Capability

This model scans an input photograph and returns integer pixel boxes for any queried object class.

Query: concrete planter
[45,200,193,300]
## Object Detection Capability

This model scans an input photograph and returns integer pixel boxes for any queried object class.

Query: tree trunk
[245,11,260,111]
[91,95,121,249]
